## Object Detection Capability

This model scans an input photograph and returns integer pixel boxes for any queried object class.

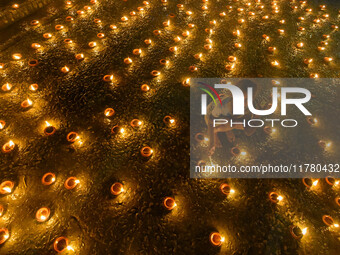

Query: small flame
[45,121,51,127]
[3,187,11,193]
[75,179,80,184]
[67,246,74,252]
[9,140,14,147]
[220,236,225,242]
[313,180,318,186]
[302,228,307,235]
[277,195,283,201]
[230,189,235,194]
[120,128,125,134]
[170,119,175,124]
[27,98,33,105]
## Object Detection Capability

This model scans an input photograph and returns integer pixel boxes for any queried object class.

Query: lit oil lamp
[144,39,152,45]
[0,63,4,69]
[42,172,56,185]
[133,49,142,55]
[29,83,38,91]
[75,53,84,60]
[262,34,270,41]
[67,132,79,143]
[268,47,276,53]
[271,60,280,67]
[1,83,12,92]
[325,176,336,186]
[304,58,313,65]
[31,43,41,49]
[188,24,195,28]
[121,16,128,22]
[269,192,283,204]
[141,84,150,92]
[335,197,340,207]
[189,66,197,72]
[94,19,101,24]
[54,237,73,253]
[263,126,276,135]
[110,25,117,30]
[77,10,85,15]
[2,140,15,153]
[279,20,285,24]
[36,207,50,222]
[296,42,304,48]
[111,125,124,134]
[210,232,225,246]
[151,70,160,77]
[310,73,319,79]
[228,56,237,62]
[130,119,142,127]
[163,20,170,27]
[84,6,91,10]
[290,225,307,239]
[110,182,124,195]
[12,53,22,60]
[219,12,226,17]
[124,58,133,64]
[331,25,338,30]
[194,53,202,59]
[322,215,338,228]
[318,140,331,149]
[234,43,242,48]
[64,39,73,44]
[30,20,40,26]
[0,120,5,130]
[302,178,318,188]
[204,44,212,50]
[220,183,235,196]
[159,59,168,65]
[163,116,175,126]
[103,75,114,82]
[61,66,70,73]
[153,30,161,36]
[55,25,64,31]
[182,78,190,86]
[44,121,56,136]
[43,33,52,39]
[0,181,14,194]
[0,204,3,217]
[0,228,9,245]
[317,46,325,51]
[298,27,305,31]
[64,177,80,190]
[65,16,74,22]
[323,34,330,39]
[306,117,318,125]
[141,146,153,157]
[163,197,176,210]
[104,108,115,117]
[88,41,97,48]
[324,57,333,63]
[28,59,39,66]
[12,4,19,9]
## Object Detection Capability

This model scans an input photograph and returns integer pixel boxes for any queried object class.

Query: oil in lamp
[104,108,115,117]
[75,53,84,60]
[323,34,330,39]
[220,183,235,196]
[141,84,150,92]
[124,58,133,64]
[64,177,80,190]
[44,121,56,136]
[1,83,12,92]
[61,66,70,73]
[298,27,305,31]
[29,84,38,91]
[130,119,142,127]
[290,226,307,239]
[210,232,225,246]
[331,25,339,30]
[36,207,50,222]
[66,132,80,143]
[54,237,73,253]
[163,116,175,126]
[141,146,153,157]
[42,173,56,185]
[12,53,22,60]
[153,30,161,36]
[0,120,5,130]
[163,197,176,210]
[0,181,14,194]
[88,42,97,48]
[269,192,283,203]
[186,11,193,16]
[43,33,52,39]
[318,47,325,51]
[0,228,9,245]
[110,182,124,195]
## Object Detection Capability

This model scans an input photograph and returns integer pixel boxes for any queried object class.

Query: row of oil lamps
[1,179,339,249]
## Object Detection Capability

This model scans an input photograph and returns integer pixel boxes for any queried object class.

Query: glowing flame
[67,246,74,252]
[313,180,318,186]
[169,119,175,124]
[220,236,225,242]
[27,98,33,105]
[45,121,51,127]
[3,187,11,193]
[9,140,14,147]
[302,228,307,235]
[230,189,235,194]
[277,196,283,201]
